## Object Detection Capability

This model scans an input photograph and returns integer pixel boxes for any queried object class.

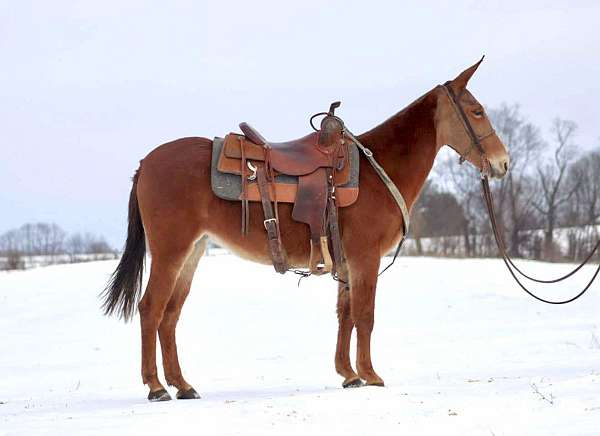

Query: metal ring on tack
[246,161,257,181]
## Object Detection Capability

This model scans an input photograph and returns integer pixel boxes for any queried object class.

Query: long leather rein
[443,82,600,304]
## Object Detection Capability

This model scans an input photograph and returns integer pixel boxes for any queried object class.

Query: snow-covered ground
[1,255,599,435]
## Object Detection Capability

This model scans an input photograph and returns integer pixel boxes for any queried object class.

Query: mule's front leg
[349,257,385,386]
[335,283,362,388]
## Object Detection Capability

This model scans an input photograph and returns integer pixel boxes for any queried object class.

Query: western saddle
[216,102,354,278]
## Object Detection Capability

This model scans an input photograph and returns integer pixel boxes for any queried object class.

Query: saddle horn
[328,101,341,116]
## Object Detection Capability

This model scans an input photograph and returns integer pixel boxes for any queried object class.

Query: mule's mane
[357,89,436,152]
[356,87,439,208]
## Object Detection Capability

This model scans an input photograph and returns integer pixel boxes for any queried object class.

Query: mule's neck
[357,89,440,209]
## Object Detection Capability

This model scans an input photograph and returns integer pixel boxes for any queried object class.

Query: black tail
[101,169,146,322]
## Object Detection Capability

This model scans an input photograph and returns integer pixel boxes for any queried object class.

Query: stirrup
[309,237,333,275]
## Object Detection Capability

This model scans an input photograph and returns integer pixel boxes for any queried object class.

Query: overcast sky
[2,0,599,247]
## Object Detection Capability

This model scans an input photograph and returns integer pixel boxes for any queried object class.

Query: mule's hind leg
[139,244,192,401]
[335,283,362,388]
[158,236,208,400]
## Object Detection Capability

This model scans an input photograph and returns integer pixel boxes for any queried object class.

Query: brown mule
[102,59,510,400]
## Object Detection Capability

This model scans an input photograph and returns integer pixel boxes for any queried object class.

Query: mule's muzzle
[489,155,510,179]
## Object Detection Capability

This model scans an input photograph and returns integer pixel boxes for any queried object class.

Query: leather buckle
[247,161,257,181]
[263,218,277,230]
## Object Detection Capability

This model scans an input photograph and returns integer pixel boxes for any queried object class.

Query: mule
[102,58,510,401]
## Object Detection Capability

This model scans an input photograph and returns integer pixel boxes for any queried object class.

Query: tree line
[3,105,597,268]
[409,103,599,261]
[0,222,115,270]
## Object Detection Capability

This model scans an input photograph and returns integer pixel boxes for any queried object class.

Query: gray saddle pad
[210,137,360,202]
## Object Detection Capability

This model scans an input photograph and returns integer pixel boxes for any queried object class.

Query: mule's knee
[337,292,351,320]
[352,312,374,331]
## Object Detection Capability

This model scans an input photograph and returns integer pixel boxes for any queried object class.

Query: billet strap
[239,137,249,234]
[255,165,288,274]
[345,130,410,239]
[327,184,347,282]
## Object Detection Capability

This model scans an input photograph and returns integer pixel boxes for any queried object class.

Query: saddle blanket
[210,136,360,206]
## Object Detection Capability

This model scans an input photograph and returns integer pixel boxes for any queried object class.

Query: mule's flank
[101,169,146,321]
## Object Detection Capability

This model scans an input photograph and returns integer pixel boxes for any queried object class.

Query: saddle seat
[217,133,357,206]
[239,122,344,176]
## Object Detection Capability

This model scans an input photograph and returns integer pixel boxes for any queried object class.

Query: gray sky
[2,0,599,247]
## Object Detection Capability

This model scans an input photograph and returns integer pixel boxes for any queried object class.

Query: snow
[1,255,600,435]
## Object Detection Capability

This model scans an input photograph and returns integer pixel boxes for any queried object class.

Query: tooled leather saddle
[211,102,359,279]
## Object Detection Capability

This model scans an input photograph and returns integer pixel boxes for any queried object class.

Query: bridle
[444,82,600,304]
[441,82,496,172]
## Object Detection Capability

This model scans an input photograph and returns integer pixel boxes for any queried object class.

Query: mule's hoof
[342,377,364,389]
[148,388,172,402]
[176,387,201,400]
[366,380,385,387]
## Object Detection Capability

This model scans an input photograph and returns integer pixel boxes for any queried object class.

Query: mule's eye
[473,109,484,119]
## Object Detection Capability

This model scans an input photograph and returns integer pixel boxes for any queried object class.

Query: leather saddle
[214,102,356,278]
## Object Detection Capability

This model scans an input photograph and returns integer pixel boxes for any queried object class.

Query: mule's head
[435,58,510,178]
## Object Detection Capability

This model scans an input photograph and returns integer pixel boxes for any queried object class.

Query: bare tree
[440,156,483,256]
[564,148,600,259]
[66,232,85,262]
[488,104,544,257]
[533,118,579,259]
[1,223,113,269]
[568,148,600,225]
[0,229,25,270]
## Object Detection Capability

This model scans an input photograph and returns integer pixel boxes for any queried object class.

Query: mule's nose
[491,156,510,178]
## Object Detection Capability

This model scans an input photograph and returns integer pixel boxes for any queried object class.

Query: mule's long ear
[449,56,485,94]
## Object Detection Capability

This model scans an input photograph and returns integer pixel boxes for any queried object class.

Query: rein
[482,176,600,304]
[443,82,600,304]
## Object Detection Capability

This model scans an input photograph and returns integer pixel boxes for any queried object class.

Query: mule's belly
[204,200,314,269]
[136,135,404,271]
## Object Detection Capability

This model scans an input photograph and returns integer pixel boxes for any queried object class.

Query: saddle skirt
[211,134,360,206]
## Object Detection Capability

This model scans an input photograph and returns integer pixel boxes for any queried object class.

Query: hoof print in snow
[176,387,201,400]
[448,410,458,416]
[342,378,364,388]
[148,388,172,402]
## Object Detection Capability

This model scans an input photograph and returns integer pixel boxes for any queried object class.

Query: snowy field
[1,255,600,435]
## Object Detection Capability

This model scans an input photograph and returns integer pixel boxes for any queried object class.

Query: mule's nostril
[503,161,509,172]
